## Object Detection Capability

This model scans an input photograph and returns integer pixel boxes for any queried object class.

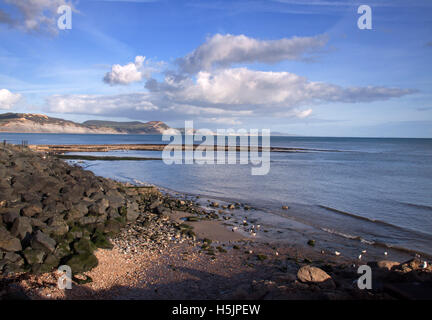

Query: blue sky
[0,0,431,137]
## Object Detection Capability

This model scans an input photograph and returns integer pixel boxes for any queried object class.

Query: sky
[0,0,431,137]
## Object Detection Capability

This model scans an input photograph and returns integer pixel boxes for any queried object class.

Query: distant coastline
[0,112,173,135]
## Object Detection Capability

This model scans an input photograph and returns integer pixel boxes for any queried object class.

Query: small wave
[321,227,363,241]
[397,201,432,211]
[321,228,432,259]
[318,205,432,238]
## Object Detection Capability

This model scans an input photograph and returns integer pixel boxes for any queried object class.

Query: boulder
[297,265,332,283]
[104,219,122,235]
[149,199,162,210]
[21,203,42,217]
[46,216,69,236]
[10,217,33,240]
[53,241,71,259]
[105,190,124,207]
[88,199,109,215]
[65,208,85,221]
[23,247,45,265]
[31,230,56,253]
[65,252,98,274]
[79,215,98,225]
[126,201,140,221]
[32,254,60,274]
[2,207,21,224]
[0,226,22,252]
[377,260,400,271]
[73,238,96,255]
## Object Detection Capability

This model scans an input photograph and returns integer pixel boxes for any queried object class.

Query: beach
[1,143,432,300]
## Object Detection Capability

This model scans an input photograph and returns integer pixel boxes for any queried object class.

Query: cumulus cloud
[147,68,415,108]
[0,89,22,110]
[42,32,415,126]
[103,56,161,85]
[176,33,328,74]
[0,0,74,33]
[46,92,158,115]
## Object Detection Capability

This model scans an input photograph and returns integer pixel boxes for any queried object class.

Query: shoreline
[28,143,336,154]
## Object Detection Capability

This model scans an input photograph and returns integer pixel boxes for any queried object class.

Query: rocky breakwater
[0,144,157,275]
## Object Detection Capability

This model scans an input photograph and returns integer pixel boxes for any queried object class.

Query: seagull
[361,250,367,254]
[251,233,257,237]
[335,251,341,256]
[232,227,238,232]
[275,252,279,256]
[358,254,362,260]
[384,251,388,256]
[422,261,428,269]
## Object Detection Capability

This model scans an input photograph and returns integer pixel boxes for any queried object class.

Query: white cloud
[0,0,74,33]
[0,89,22,110]
[46,92,158,115]
[176,33,328,73]
[147,68,414,108]
[103,56,161,85]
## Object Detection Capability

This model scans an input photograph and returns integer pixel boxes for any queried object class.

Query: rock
[104,219,122,235]
[10,217,32,240]
[106,206,120,219]
[53,241,71,259]
[126,201,140,221]
[4,252,23,265]
[65,208,85,221]
[307,239,316,247]
[31,230,56,253]
[65,253,98,274]
[21,204,42,217]
[79,215,98,225]
[73,238,96,255]
[32,254,60,274]
[23,247,45,265]
[105,190,124,207]
[297,265,332,283]
[377,260,400,271]
[399,258,422,272]
[149,199,162,210]
[88,199,108,215]
[2,207,21,224]
[282,205,289,210]
[46,216,69,236]
[0,226,22,252]
[92,232,113,249]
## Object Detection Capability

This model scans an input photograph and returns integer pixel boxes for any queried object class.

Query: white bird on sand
[422,261,428,269]
[384,251,388,256]
[358,254,362,260]
[362,250,367,253]
[335,251,341,256]
[232,227,238,232]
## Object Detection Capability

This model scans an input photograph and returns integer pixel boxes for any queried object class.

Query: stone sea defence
[0,144,197,275]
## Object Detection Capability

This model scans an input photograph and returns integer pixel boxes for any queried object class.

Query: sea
[2,132,431,261]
